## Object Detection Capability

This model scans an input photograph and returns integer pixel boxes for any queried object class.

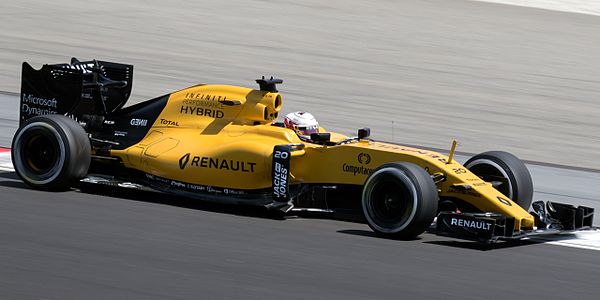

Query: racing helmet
[284,111,320,137]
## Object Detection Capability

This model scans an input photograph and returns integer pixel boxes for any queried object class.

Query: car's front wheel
[12,114,91,190]
[464,151,533,210]
[362,162,438,239]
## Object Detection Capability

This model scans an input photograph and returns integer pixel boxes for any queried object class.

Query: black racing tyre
[11,114,91,190]
[464,151,533,210]
[362,162,438,239]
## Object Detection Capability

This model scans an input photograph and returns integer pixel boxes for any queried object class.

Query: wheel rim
[363,168,418,233]
[465,159,513,198]
[22,129,60,174]
[370,178,413,226]
[14,122,67,185]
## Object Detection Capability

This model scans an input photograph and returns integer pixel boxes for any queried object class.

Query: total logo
[159,118,179,126]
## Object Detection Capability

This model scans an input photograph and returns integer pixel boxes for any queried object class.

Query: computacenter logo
[358,153,371,165]
[342,153,374,176]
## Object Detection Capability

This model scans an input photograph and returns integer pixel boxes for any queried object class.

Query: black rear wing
[20,58,133,125]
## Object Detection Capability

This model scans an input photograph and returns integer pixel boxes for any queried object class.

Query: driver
[283,111,320,139]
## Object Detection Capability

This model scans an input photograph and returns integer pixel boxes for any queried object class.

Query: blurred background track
[1,0,600,168]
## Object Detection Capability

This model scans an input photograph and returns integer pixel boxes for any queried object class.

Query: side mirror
[358,128,370,139]
[310,132,331,142]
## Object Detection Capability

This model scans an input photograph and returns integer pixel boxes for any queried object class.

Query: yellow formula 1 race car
[12,58,595,243]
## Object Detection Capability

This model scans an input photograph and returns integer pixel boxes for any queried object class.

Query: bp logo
[179,153,190,169]
[358,153,371,165]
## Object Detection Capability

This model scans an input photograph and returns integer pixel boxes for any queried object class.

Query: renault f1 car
[12,58,595,243]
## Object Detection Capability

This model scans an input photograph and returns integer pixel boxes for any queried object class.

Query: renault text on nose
[450,218,493,230]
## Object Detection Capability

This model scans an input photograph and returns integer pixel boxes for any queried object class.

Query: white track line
[530,230,600,251]
[472,0,600,17]
[0,149,12,172]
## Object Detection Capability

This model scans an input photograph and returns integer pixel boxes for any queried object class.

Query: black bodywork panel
[21,58,168,150]
[20,59,133,125]
[100,95,170,149]
[434,201,595,243]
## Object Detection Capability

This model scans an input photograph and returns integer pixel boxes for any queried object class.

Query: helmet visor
[296,125,319,136]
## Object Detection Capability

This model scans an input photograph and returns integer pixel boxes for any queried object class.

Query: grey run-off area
[1,0,600,169]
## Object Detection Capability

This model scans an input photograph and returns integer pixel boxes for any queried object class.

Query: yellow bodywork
[109,84,535,230]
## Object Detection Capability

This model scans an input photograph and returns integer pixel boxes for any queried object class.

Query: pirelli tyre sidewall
[11,114,91,190]
[362,162,438,239]
[464,151,533,210]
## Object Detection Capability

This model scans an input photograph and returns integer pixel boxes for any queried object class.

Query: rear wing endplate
[20,58,133,125]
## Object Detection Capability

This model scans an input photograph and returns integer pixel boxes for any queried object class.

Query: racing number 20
[274,151,289,160]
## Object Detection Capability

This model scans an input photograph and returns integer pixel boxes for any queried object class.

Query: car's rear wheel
[362,162,438,239]
[464,151,533,210]
[12,114,91,190]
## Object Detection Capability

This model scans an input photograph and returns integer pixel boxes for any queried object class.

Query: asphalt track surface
[2,0,600,299]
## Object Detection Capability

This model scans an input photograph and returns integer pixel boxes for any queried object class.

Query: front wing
[433,201,595,243]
